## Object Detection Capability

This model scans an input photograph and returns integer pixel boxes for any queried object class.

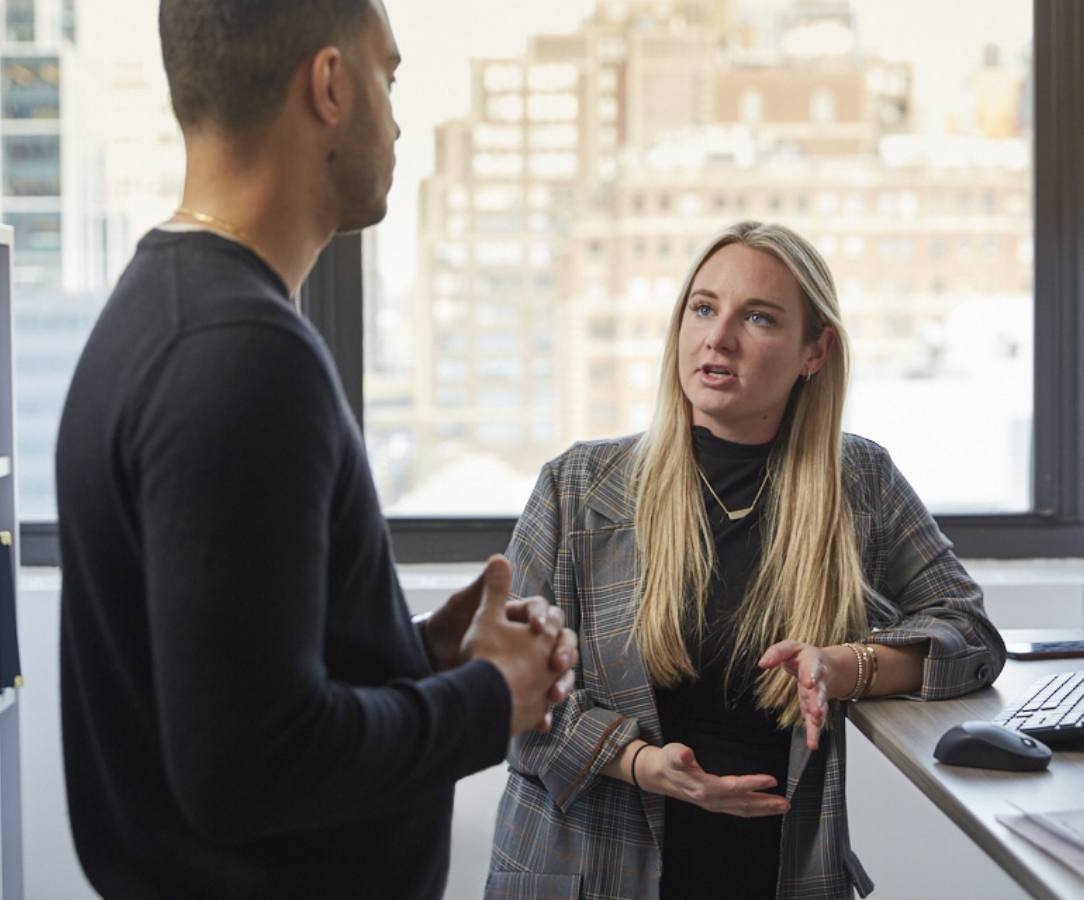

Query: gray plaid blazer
[486,433,1005,900]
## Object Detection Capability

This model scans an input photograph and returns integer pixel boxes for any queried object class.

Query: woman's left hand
[758,640,851,750]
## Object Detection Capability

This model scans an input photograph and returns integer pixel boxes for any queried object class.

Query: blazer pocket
[485,871,582,900]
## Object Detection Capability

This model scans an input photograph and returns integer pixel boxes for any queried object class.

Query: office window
[811,87,836,124]
[843,235,865,260]
[363,0,1035,518]
[9,0,1083,563]
[474,212,522,234]
[473,124,522,150]
[61,0,76,42]
[5,0,34,42]
[477,421,523,443]
[485,94,524,123]
[530,124,577,149]
[2,57,60,119]
[436,388,469,408]
[6,212,59,269]
[739,88,764,125]
[588,317,616,340]
[3,135,60,195]
[816,191,839,215]
[0,0,182,521]
[817,234,839,259]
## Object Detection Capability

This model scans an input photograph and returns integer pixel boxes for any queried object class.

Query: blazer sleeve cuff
[867,621,1002,700]
[535,707,640,812]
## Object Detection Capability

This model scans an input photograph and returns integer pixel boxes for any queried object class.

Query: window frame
[20,0,1084,566]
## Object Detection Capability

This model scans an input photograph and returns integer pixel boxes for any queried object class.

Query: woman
[485,221,1005,900]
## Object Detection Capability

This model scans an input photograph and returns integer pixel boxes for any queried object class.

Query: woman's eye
[749,311,772,325]
[694,304,712,317]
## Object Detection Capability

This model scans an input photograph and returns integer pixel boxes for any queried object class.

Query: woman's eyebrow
[689,289,790,314]
[745,297,790,314]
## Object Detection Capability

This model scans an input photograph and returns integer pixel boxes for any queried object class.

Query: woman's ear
[805,325,836,376]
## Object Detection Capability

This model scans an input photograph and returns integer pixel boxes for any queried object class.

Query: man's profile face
[334,0,400,232]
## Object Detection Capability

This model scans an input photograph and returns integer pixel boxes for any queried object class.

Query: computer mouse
[933,721,1052,772]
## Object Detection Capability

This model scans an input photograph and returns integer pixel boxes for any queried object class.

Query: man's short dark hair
[160,0,371,132]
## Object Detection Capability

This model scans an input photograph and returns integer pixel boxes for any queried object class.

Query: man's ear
[308,46,349,127]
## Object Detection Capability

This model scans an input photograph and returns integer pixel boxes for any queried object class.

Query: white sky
[373,0,1032,297]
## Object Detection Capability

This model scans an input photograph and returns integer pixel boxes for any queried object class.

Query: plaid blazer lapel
[570,456,667,849]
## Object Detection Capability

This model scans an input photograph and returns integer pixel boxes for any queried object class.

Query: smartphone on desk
[1005,639,1084,660]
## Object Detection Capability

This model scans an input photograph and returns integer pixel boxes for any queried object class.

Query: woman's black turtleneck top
[654,426,792,900]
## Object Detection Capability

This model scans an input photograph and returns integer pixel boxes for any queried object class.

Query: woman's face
[677,242,835,444]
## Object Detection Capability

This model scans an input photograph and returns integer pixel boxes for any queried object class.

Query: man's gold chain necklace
[174,208,268,267]
[173,208,300,311]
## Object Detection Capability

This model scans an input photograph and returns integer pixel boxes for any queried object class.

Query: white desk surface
[848,655,1084,900]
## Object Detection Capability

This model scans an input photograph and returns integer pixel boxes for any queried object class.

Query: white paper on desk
[997,811,1084,880]
[1030,810,1084,851]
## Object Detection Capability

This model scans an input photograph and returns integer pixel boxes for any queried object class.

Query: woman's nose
[705,315,736,352]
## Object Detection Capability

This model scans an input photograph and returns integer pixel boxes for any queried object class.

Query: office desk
[848,657,1084,900]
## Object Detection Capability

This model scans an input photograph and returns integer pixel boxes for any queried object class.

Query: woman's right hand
[636,743,790,817]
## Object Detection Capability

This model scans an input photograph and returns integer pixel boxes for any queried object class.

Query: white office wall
[16,570,96,900]
[845,720,1030,900]
[967,559,1084,631]
[12,560,1084,900]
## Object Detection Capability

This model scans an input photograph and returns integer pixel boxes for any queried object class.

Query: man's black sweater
[56,230,510,899]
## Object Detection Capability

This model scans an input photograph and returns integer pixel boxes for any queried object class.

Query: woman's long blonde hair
[631,220,871,728]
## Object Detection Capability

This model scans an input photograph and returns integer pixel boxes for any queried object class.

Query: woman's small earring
[803,369,811,382]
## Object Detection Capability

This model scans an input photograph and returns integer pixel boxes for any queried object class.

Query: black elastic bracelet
[630,742,650,792]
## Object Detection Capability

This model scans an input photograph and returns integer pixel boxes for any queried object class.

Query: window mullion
[1032,0,1084,522]
[298,233,365,428]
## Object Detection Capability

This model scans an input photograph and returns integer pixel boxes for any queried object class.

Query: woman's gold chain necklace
[696,466,769,522]
[174,208,267,265]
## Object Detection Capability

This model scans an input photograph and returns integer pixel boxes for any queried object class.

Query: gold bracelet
[861,643,879,698]
[854,643,871,701]
[843,642,868,702]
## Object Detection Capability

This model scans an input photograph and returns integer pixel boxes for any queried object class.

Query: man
[55,1,576,897]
